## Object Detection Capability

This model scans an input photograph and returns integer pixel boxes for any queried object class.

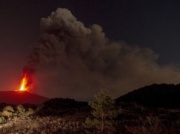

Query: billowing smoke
[25,8,180,100]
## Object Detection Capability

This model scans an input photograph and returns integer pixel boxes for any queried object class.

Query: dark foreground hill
[0,91,48,104]
[37,98,89,117]
[116,84,180,108]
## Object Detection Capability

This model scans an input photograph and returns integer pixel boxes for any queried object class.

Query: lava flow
[19,73,32,92]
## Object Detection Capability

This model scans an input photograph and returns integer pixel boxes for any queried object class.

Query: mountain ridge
[0,90,48,104]
[116,83,180,108]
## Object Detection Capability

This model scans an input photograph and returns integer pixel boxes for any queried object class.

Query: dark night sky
[1,0,180,99]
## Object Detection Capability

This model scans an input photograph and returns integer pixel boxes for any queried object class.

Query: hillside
[116,83,180,108]
[0,90,48,104]
[37,98,89,117]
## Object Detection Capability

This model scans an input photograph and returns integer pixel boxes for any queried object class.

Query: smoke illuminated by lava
[20,8,180,99]
[19,73,32,92]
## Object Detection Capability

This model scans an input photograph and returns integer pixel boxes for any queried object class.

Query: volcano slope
[0,91,48,104]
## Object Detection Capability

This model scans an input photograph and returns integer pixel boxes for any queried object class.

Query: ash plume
[26,8,180,100]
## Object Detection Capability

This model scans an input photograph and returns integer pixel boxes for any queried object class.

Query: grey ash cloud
[28,8,180,100]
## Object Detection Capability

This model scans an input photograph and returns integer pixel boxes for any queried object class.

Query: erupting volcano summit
[19,73,33,92]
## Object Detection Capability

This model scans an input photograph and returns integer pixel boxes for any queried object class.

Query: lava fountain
[19,73,33,92]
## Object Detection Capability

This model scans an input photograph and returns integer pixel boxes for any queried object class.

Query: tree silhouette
[84,90,120,133]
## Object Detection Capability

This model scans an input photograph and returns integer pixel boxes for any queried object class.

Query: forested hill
[116,84,180,108]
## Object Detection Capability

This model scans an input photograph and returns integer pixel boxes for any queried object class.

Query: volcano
[0,91,48,104]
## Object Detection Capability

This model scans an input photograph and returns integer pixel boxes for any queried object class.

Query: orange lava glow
[19,73,31,92]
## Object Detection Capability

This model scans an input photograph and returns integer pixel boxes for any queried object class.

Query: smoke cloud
[26,8,180,100]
